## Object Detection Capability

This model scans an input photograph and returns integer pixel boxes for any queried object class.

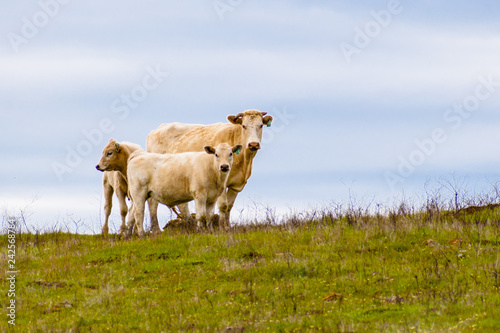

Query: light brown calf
[95,139,142,234]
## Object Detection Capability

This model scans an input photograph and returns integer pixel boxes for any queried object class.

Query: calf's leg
[123,202,135,237]
[116,188,129,234]
[194,195,208,231]
[126,185,147,238]
[178,203,192,222]
[132,199,146,237]
[148,198,162,234]
[205,201,216,231]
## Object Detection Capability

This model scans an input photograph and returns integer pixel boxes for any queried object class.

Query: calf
[95,139,142,234]
[126,143,242,236]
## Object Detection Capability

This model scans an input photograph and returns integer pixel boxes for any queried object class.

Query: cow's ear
[233,145,243,155]
[227,115,243,125]
[115,143,121,153]
[204,146,216,155]
[263,115,274,127]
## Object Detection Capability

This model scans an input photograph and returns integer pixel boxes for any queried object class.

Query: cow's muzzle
[96,164,104,172]
[220,164,230,173]
[248,142,261,151]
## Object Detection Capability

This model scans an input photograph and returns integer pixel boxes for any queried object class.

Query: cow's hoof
[120,227,133,240]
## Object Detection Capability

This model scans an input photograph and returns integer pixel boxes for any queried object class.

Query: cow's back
[147,122,204,154]
[121,141,143,153]
[171,123,236,153]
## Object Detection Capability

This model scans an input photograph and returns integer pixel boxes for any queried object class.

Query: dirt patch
[146,253,181,261]
[88,256,121,266]
[29,281,73,289]
[242,251,265,260]
[456,203,500,215]
[163,214,221,231]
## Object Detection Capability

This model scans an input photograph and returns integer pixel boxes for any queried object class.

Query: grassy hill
[2,203,500,332]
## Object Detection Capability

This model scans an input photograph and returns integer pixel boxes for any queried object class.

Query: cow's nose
[248,142,261,151]
[96,165,102,171]
[220,164,230,172]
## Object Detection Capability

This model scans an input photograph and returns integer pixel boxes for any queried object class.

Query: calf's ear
[263,115,273,127]
[115,143,121,153]
[204,146,216,155]
[233,145,243,155]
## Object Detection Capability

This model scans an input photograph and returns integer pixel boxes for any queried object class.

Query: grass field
[2,199,500,332]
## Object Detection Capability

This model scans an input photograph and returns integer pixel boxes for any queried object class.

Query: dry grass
[2,180,500,331]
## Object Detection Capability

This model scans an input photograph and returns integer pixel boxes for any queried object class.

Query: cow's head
[205,143,243,174]
[96,139,124,172]
[227,110,273,152]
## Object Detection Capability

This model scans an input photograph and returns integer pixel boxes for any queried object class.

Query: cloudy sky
[1,0,500,232]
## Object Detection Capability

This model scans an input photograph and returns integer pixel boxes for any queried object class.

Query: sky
[1,0,500,233]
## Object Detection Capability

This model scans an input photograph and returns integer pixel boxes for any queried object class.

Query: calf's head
[227,110,273,152]
[96,139,125,172]
[204,143,243,174]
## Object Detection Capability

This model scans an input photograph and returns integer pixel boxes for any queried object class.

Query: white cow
[126,143,242,236]
[146,110,274,230]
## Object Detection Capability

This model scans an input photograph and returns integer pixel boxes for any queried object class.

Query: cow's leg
[225,188,240,228]
[218,188,239,229]
[116,188,129,235]
[148,198,162,234]
[102,182,114,235]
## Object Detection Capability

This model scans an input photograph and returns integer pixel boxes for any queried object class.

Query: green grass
[2,205,500,332]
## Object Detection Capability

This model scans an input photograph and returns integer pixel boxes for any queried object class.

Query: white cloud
[0,49,140,94]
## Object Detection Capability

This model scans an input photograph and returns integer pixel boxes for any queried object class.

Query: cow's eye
[242,125,247,130]
[107,151,113,156]
[215,154,219,158]
[229,153,233,157]
[260,124,264,129]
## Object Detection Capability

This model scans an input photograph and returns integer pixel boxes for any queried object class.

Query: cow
[95,139,142,234]
[125,143,242,236]
[146,110,273,229]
